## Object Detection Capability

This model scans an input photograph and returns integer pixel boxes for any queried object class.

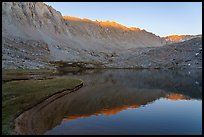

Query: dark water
[34,69,202,135]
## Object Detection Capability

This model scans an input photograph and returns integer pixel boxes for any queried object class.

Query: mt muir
[2,2,202,69]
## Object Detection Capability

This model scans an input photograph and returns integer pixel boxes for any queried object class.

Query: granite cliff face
[2,2,202,69]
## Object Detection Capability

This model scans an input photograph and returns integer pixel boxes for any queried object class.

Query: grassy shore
[2,69,58,83]
[2,69,83,135]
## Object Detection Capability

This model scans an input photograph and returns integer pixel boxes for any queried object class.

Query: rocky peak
[63,16,142,32]
[2,2,67,35]
[163,34,202,43]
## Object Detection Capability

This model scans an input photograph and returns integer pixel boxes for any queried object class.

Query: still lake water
[34,69,202,135]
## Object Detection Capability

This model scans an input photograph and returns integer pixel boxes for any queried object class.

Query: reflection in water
[61,93,190,122]
[165,93,190,101]
[62,104,141,122]
[17,69,202,135]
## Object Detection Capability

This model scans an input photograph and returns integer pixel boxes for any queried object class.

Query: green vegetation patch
[50,61,104,74]
[50,61,104,69]
[2,77,83,135]
[2,69,57,82]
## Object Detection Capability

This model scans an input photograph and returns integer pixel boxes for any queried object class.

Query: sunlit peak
[63,16,142,31]
[164,35,187,41]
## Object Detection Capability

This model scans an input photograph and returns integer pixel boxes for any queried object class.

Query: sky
[45,2,202,37]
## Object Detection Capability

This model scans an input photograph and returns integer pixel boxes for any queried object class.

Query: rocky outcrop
[124,37,202,69]
[163,34,202,44]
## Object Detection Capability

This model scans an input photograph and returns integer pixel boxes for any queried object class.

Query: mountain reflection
[61,93,190,122]
[16,69,202,135]
[62,104,141,122]
[165,93,190,101]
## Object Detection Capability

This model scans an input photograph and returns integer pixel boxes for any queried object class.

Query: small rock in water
[188,63,191,66]
[188,71,191,75]
[195,81,199,85]
[195,53,199,56]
